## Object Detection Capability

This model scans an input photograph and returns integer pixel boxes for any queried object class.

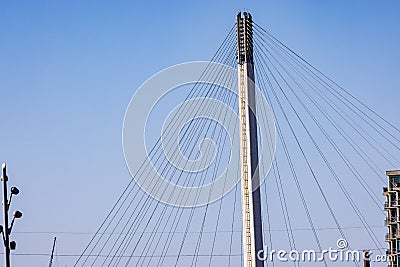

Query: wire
[255,36,384,255]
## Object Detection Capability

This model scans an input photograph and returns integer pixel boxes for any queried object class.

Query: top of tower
[237,11,252,20]
[236,12,254,65]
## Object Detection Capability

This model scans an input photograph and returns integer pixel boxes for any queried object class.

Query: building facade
[384,170,400,267]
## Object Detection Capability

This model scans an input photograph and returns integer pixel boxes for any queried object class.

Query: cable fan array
[73,22,399,267]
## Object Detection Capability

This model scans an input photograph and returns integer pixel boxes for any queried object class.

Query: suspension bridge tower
[236,12,264,267]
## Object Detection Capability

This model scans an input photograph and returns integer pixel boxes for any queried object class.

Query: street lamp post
[1,163,22,267]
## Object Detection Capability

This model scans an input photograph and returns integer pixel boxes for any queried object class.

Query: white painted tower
[236,12,264,267]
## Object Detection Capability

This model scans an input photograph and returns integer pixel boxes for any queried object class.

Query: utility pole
[1,163,22,267]
[236,12,264,267]
[49,237,57,267]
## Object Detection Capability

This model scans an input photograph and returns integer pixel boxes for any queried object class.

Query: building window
[392,225,398,237]
[391,193,397,203]
[390,176,400,189]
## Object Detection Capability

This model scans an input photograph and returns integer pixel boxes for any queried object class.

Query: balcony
[384,187,389,195]
[385,232,398,241]
[386,248,397,255]
[385,201,397,209]
[385,217,397,226]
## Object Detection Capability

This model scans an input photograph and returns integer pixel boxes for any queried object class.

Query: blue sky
[0,1,399,266]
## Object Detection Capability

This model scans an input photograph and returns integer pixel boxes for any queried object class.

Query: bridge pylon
[236,12,264,267]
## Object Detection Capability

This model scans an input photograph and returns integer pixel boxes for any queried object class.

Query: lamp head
[10,187,19,195]
[13,210,22,219]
